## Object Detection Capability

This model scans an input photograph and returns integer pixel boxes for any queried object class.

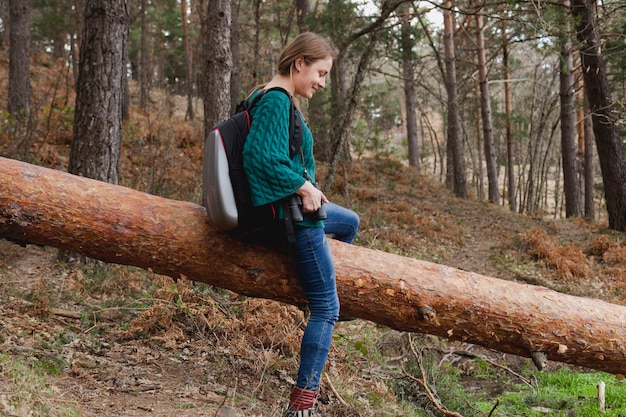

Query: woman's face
[294,56,333,99]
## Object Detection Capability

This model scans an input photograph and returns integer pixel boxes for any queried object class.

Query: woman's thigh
[292,226,339,319]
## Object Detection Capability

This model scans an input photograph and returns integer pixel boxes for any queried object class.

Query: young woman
[242,32,360,417]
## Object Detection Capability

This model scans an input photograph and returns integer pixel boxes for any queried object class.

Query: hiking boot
[282,404,327,417]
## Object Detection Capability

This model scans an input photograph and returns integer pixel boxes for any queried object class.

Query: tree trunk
[326,33,378,188]
[8,0,31,122]
[203,0,232,139]
[474,5,499,205]
[139,0,150,111]
[122,45,130,122]
[583,112,595,219]
[1,156,625,375]
[63,0,128,264]
[558,0,581,218]
[8,0,32,160]
[72,0,84,88]
[253,0,262,83]
[574,51,587,217]
[400,4,420,170]
[0,1,8,50]
[196,0,207,108]
[443,0,467,198]
[181,0,194,121]
[295,0,310,32]
[69,0,129,184]
[473,88,484,199]
[229,0,242,113]
[502,21,516,213]
[571,0,626,231]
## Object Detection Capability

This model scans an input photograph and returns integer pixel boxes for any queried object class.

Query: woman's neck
[264,74,295,97]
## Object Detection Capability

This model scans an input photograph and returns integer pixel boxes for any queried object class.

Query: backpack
[202,87,303,232]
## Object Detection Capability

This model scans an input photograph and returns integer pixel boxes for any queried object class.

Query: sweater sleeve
[243,90,307,206]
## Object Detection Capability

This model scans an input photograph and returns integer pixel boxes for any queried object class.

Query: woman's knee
[324,203,360,243]
[309,296,339,323]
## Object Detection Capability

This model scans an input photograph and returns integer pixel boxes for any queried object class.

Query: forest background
[1,0,626,416]
[3,0,626,226]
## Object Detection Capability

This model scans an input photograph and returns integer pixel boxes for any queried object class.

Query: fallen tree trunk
[1,156,625,375]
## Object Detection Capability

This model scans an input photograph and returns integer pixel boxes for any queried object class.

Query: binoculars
[288,194,327,223]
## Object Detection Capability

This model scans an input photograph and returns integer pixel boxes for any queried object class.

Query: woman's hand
[296,181,328,213]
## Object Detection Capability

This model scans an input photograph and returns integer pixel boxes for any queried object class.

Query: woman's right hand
[296,181,328,213]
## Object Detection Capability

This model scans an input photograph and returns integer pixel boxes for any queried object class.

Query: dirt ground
[0,240,293,417]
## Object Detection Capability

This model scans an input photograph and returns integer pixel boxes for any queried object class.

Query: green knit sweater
[242,89,322,228]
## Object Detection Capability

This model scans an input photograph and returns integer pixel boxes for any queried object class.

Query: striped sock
[289,386,317,411]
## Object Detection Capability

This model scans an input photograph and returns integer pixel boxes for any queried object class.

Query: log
[1,156,625,375]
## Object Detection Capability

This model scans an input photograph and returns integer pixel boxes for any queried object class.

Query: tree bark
[295,0,310,32]
[229,0,242,114]
[1,157,625,375]
[558,0,581,218]
[70,0,129,184]
[203,0,232,139]
[474,4,499,205]
[8,0,32,160]
[574,52,592,220]
[443,0,467,198]
[399,4,420,170]
[181,0,194,121]
[571,0,626,231]
[583,111,595,219]
[0,1,8,50]
[502,21,516,213]
[139,0,150,111]
[72,0,84,91]
[8,0,31,122]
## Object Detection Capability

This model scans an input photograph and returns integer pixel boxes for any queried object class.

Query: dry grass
[601,244,626,266]
[122,275,304,354]
[587,234,614,256]
[519,229,589,280]
[587,236,626,303]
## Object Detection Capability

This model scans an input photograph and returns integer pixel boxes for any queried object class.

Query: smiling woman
[241,32,361,417]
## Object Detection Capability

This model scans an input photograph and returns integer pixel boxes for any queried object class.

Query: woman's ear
[295,57,304,71]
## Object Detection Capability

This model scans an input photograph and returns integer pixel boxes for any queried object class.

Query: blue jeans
[322,202,359,244]
[292,202,359,390]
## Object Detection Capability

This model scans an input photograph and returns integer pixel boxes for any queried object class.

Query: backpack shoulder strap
[289,106,303,159]
[235,88,267,113]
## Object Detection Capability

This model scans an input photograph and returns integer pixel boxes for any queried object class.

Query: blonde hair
[245,32,336,99]
[277,32,336,76]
